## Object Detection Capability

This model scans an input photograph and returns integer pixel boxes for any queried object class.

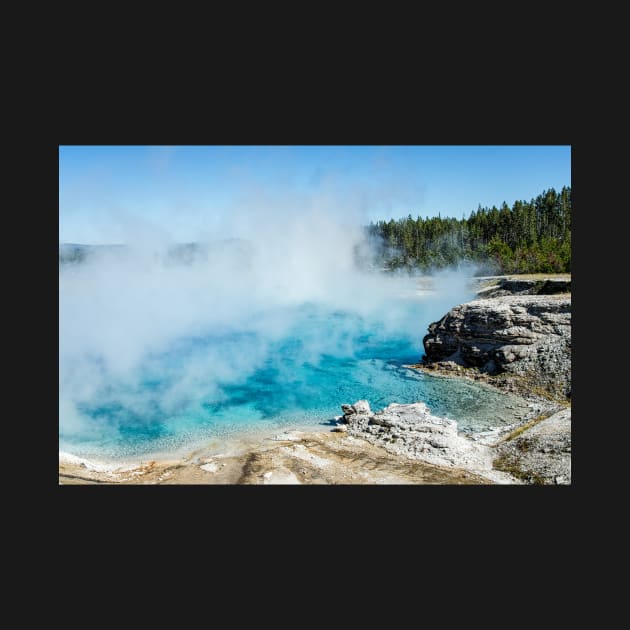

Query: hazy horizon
[59,145,571,245]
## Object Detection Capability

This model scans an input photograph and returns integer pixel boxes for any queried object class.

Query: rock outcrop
[339,399,517,483]
[422,295,571,399]
[339,399,570,484]
[475,277,570,298]
[493,407,571,484]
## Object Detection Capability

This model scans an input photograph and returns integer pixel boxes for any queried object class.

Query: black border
[49,102,578,552]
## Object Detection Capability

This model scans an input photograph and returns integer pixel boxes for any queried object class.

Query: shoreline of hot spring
[59,273,571,485]
[58,388,563,485]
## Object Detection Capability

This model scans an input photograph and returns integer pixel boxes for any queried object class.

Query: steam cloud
[59,183,477,445]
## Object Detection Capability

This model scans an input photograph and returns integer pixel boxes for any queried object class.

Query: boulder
[422,295,571,399]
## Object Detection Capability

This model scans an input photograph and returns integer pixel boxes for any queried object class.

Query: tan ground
[59,430,490,485]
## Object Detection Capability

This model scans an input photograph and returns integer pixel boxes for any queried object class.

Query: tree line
[366,186,571,274]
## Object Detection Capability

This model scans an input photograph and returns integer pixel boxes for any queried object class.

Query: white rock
[270,431,303,442]
[344,399,516,484]
[262,470,301,484]
[353,400,372,415]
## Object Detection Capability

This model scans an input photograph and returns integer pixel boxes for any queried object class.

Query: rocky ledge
[493,407,571,484]
[421,294,571,400]
[475,277,571,298]
[339,399,570,484]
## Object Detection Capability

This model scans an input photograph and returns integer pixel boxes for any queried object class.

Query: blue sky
[59,145,571,244]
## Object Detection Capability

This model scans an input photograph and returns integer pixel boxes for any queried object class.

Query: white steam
[59,185,477,444]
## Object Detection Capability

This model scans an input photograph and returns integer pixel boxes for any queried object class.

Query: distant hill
[59,239,254,266]
[59,243,126,264]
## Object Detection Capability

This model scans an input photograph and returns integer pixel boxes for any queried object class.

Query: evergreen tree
[366,186,571,274]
